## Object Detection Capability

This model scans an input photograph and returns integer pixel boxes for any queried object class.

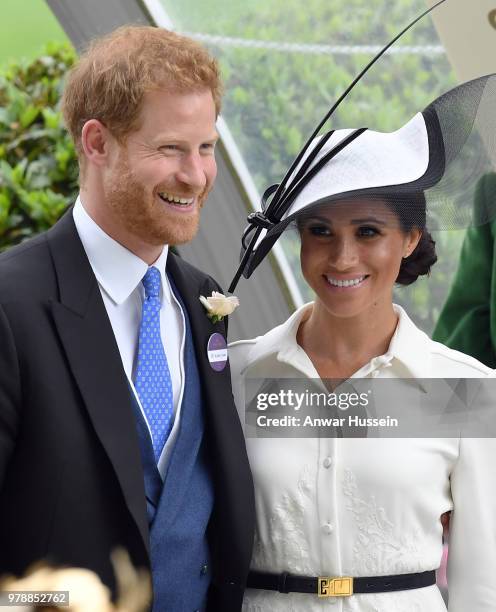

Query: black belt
[247,570,436,598]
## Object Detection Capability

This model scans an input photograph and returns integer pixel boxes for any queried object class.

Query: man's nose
[330,236,359,269]
[175,153,208,190]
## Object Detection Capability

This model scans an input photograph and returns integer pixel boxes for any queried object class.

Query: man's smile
[158,190,195,206]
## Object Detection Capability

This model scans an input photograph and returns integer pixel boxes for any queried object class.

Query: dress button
[200,564,208,576]
[322,523,334,535]
[323,457,333,469]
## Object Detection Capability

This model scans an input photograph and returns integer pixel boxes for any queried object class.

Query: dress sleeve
[447,436,496,611]
[432,173,496,368]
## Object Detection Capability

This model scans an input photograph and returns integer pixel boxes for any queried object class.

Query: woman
[229,76,496,611]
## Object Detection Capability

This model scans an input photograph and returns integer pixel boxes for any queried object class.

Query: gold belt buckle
[318,576,354,597]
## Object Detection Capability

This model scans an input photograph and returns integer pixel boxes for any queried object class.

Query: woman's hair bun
[396,230,437,285]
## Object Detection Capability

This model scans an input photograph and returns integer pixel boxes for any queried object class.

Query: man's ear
[81,119,114,168]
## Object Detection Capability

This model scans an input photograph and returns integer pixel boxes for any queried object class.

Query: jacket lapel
[166,253,233,421]
[166,254,255,584]
[47,212,149,556]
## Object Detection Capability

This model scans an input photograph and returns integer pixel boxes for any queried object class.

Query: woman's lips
[324,274,369,290]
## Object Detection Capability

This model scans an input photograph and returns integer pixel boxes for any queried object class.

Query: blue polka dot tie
[133,266,174,462]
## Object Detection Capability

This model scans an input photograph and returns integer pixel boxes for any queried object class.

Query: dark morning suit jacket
[0,210,255,611]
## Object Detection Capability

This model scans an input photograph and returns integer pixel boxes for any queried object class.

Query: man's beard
[104,155,207,247]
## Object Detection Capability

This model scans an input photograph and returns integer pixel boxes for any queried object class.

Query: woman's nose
[330,236,359,269]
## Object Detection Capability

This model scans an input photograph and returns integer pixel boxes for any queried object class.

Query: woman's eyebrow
[302,215,388,226]
[302,215,332,224]
[350,217,387,225]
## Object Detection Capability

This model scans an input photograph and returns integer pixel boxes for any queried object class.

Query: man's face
[103,88,218,247]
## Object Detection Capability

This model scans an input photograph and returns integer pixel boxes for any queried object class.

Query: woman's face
[299,199,421,320]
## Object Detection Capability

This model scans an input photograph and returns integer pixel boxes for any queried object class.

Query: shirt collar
[73,195,171,305]
[242,302,433,384]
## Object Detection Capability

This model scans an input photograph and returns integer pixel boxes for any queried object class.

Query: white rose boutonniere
[199,291,240,323]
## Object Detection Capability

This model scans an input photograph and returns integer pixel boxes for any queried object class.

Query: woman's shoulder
[427,337,494,377]
[228,337,260,377]
[228,304,313,377]
[395,304,494,377]
[228,325,284,376]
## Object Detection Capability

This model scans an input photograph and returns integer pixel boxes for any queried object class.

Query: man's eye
[160,145,179,152]
[358,226,380,237]
[200,143,216,152]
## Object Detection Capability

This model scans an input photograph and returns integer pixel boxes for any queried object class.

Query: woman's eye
[308,225,331,237]
[358,226,380,237]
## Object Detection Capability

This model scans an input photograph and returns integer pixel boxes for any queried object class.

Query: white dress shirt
[229,303,496,612]
[73,196,185,477]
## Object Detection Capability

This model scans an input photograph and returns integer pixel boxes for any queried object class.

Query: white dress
[229,304,496,612]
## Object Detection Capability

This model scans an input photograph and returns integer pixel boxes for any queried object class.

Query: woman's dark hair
[382,192,437,286]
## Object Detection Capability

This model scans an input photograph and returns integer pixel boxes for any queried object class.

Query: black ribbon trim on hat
[246,211,274,231]
[228,127,368,293]
[275,127,368,215]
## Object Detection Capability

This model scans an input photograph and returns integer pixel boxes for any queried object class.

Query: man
[0,26,254,611]
[433,172,496,366]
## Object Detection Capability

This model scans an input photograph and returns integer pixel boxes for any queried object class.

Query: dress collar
[242,302,433,383]
[73,196,171,305]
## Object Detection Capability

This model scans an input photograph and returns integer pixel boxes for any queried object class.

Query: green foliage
[0,43,78,250]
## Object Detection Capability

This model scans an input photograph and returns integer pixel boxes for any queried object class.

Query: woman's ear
[403,228,422,258]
